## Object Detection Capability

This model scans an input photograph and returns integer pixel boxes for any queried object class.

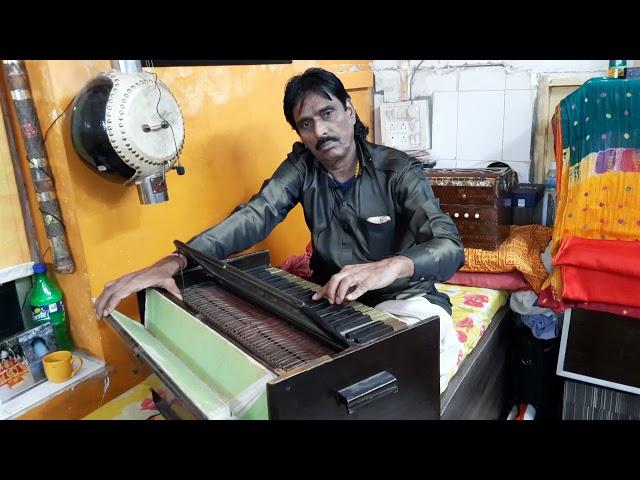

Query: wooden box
[426,167,516,250]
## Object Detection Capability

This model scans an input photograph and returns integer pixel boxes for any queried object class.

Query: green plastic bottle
[29,262,73,350]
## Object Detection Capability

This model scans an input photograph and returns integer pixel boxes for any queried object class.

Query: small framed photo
[0,323,59,403]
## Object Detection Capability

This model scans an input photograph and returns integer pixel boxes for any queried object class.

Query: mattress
[435,283,509,383]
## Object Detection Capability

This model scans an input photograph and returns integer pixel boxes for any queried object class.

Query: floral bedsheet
[435,283,509,380]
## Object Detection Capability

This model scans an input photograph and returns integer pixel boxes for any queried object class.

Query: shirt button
[342,202,347,207]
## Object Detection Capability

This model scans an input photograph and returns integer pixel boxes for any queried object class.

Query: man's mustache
[316,136,339,150]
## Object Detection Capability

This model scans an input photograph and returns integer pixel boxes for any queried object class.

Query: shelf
[0,262,34,285]
[0,352,106,420]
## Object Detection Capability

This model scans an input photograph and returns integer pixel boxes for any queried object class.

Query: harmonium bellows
[105,242,440,420]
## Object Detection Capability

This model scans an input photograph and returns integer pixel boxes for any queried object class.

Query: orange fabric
[460,225,553,292]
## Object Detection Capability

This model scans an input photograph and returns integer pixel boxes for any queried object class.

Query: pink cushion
[445,271,530,291]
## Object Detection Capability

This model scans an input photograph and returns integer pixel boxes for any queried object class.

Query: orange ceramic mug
[42,351,83,383]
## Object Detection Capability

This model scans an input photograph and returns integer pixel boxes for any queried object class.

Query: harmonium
[426,167,516,250]
[105,241,440,420]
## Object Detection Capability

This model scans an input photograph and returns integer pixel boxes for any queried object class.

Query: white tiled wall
[418,66,533,180]
[456,91,505,161]
[459,67,506,91]
[374,63,563,183]
[506,70,532,90]
[503,90,534,163]
[448,66,534,181]
[410,69,458,97]
[431,91,458,160]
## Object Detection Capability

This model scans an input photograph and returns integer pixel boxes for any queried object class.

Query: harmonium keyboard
[105,241,440,420]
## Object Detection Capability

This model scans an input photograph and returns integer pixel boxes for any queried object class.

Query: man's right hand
[94,254,185,318]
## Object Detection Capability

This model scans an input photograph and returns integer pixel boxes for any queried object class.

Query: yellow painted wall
[0,98,30,270]
[2,60,372,417]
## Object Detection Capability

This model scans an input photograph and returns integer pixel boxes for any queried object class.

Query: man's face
[293,91,356,171]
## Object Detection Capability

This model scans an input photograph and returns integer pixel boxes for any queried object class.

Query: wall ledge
[0,262,34,285]
[0,351,106,420]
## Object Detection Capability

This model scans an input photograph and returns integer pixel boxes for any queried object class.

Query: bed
[436,283,512,419]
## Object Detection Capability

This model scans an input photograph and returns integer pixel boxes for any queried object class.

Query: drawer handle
[461,193,467,200]
[336,371,398,414]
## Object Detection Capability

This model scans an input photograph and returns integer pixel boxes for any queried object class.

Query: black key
[346,321,385,338]
[282,286,308,296]
[264,277,291,287]
[350,324,394,344]
[333,314,372,333]
[293,292,317,302]
[314,304,344,316]
[296,292,316,303]
[279,282,303,291]
[251,270,273,280]
[322,308,358,325]
[308,301,331,312]
[289,289,311,298]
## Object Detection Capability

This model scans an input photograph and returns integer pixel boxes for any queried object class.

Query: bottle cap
[33,262,47,274]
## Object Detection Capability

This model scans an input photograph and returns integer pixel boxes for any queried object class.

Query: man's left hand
[312,256,415,304]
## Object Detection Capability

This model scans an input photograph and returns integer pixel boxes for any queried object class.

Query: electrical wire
[144,60,182,181]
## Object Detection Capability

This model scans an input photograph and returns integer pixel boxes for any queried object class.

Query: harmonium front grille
[181,266,401,371]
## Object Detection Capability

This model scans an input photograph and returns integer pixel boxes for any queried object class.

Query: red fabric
[537,287,640,319]
[559,266,640,307]
[552,237,640,308]
[279,242,313,278]
[445,271,531,291]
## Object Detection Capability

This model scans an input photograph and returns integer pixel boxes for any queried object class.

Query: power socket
[378,99,430,151]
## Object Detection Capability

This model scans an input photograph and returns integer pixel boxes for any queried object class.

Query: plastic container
[29,262,73,350]
[608,60,627,79]
[541,167,557,227]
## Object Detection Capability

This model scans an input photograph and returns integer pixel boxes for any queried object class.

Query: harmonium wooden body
[105,242,440,420]
[426,167,516,250]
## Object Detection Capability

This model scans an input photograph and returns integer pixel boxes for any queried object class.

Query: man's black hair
[283,67,369,140]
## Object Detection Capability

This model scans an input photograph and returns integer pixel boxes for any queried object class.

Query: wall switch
[378,99,430,151]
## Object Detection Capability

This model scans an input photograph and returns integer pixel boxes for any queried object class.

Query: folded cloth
[375,296,462,394]
[461,225,553,292]
[279,242,313,278]
[554,236,640,275]
[553,237,640,308]
[521,313,559,340]
[537,287,640,319]
[445,271,530,291]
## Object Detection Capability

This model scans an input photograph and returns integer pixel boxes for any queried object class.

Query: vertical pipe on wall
[2,60,75,273]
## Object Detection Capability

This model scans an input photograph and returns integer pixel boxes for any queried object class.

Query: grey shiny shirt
[187,139,464,313]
